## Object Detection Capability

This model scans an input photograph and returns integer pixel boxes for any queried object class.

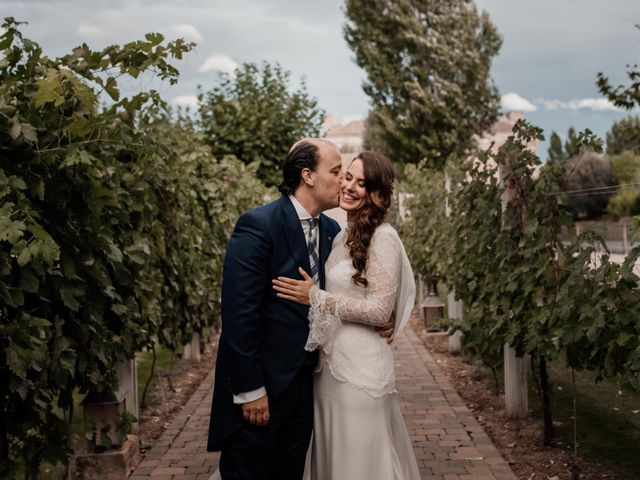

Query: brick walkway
[130,328,516,480]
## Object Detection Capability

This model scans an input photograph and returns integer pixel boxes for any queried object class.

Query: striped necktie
[307,218,320,284]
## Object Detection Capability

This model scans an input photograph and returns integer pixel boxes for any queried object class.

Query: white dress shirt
[233,195,318,404]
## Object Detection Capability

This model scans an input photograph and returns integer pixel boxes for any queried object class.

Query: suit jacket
[207,195,341,451]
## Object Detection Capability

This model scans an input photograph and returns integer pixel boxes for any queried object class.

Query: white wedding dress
[304,223,421,480]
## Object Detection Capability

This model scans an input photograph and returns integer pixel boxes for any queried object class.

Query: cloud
[198,54,239,75]
[167,23,203,43]
[171,95,199,109]
[536,97,620,112]
[501,92,538,113]
[77,11,134,40]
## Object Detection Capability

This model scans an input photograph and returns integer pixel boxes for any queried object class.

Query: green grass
[136,344,176,407]
[528,359,640,479]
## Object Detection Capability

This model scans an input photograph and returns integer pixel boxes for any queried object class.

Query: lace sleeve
[304,227,403,351]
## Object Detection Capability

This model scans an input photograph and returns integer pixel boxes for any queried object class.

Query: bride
[272,151,421,480]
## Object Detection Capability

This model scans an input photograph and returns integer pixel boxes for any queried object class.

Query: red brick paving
[129,328,516,479]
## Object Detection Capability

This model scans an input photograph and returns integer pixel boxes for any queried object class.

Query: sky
[1,0,638,159]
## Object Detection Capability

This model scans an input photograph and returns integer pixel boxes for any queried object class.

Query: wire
[548,182,640,197]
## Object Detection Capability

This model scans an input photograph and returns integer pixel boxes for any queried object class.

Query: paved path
[130,328,516,480]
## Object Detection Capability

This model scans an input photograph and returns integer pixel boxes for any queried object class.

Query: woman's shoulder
[369,223,403,254]
[372,223,400,242]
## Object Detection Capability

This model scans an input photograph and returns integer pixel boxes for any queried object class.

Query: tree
[564,127,580,159]
[362,110,390,156]
[547,131,564,162]
[198,62,323,187]
[606,150,640,217]
[597,26,640,110]
[610,149,640,184]
[606,115,640,155]
[564,152,614,219]
[344,0,502,169]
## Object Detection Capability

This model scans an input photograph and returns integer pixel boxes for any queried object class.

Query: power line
[549,182,640,197]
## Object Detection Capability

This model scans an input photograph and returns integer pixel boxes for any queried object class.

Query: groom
[207,138,343,479]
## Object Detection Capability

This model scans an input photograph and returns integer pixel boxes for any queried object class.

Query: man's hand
[242,395,270,427]
[376,313,396,344]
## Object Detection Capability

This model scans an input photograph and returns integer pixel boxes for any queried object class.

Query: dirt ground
[409,316,617,480]
[136,335,219,453]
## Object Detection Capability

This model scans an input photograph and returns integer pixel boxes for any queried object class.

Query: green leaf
[60,149,96,169]
[34,177,45,200]
[0,220,26,243]
[8,343,31,378]
[145,32,165,45]
[9,176,27,190]
[19,268,39,293]
[61,253,77,278]
[20,122,38,143]
[105,77,120,101]
[8,116,21,139]
[33,68,64,108]
[617,331,633,347]
[17,243,34,266]
[104,239,123,263]
[59,349,77,377]
[60,284,84,311]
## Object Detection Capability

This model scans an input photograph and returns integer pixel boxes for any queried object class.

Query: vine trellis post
[445,173,463,354]
[499,156,529,419]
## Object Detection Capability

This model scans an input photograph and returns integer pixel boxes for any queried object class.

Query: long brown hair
[345,151,395,287]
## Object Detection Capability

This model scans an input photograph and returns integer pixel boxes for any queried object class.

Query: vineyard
[1,8,639,480]
[0,20,267,478]
[401,120,640,450]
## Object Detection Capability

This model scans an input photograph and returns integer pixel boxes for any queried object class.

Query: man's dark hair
[277,141,320,195]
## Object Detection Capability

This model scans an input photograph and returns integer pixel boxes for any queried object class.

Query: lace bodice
[305,223,406,398]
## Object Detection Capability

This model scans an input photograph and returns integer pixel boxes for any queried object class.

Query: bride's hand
[272,267,313,305]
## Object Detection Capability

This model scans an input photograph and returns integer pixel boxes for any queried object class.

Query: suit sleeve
[220,210,271,394]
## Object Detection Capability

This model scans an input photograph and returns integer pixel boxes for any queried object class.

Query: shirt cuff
[233,386,267,404]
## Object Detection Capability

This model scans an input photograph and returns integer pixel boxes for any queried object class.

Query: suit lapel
[280,197,311,276]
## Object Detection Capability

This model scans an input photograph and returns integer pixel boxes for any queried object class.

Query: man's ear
[300,168,315,187]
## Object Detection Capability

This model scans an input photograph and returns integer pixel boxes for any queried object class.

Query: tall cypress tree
[547,131,564,162]
[344,0,502,169]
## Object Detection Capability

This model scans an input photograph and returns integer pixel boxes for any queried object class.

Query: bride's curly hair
[346,151,395,288]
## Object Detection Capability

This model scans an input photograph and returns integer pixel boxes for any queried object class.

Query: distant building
[474,110,540,179]
[323,115,366,154]
[476,111,538,155]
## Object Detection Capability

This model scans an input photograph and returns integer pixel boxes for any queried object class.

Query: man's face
[311,144,343,211]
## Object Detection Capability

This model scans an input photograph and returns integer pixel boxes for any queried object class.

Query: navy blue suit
[207,195,340,479]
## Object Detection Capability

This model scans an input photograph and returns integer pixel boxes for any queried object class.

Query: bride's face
[340,159,366,212]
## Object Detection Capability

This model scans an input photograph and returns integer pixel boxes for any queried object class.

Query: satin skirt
[307,369,421,480]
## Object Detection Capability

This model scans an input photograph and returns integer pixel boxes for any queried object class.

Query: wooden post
[115,358,139,430]
[445,173,464,354]
[447,291,463,354]
[504,345,528,417]
[417,274,424,320]
[623,223,629,255]
[182,332,201,362]
[499,157,528,419]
